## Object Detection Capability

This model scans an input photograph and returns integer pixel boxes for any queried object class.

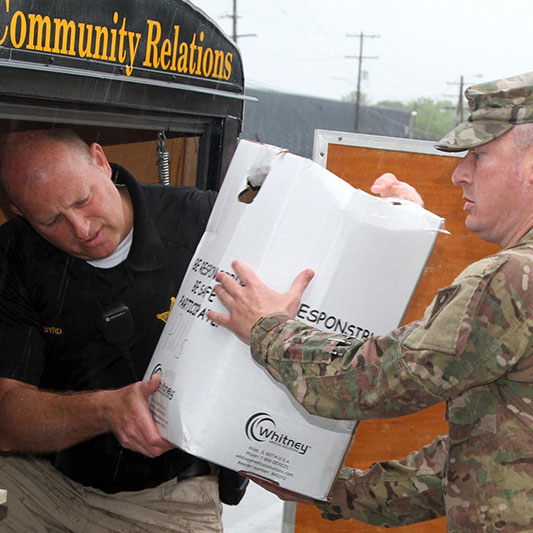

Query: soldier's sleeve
[316,434,447,526]
[250,252,533,420]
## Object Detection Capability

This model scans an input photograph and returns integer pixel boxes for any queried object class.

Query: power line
[222,0,257,43]
[446,75,466,123]
[346,32,379,132]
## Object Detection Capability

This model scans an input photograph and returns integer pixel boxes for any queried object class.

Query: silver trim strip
[313,129,464,167]
[0,57,256,102]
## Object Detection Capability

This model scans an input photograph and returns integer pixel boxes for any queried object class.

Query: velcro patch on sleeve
[425,285,460,329]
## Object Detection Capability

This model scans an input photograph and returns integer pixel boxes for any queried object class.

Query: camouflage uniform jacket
[250,228,533,531]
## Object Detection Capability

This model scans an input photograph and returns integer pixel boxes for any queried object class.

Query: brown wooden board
[103,136,199,187]
[294,133,499,532]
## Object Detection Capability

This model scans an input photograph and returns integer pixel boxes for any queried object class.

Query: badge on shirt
[156,297,176,324]
[425,285,460,328]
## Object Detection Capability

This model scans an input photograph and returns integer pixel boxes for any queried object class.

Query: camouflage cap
[436,71,533,152]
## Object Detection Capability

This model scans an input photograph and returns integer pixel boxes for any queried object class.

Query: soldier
[207,71,533,530]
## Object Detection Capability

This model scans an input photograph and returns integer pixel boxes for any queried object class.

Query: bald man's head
[0,128,134,260]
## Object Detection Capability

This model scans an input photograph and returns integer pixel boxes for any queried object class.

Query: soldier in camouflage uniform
[208,71,533,531]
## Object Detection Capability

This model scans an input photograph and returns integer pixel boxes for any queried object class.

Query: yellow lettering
[93,26,109,60]
[160,38,171,70]
[52,18,76,55]
[27,14,51,52]
[223,52,232,81]
[195,31,204,75]
[0,6,154,77]
[10,10,26,49]
[143,19,161,67]
[0,0,10,46]
[171,25,179,71]
[0,7,232,80]
[117,17,127,63]
[43,326,63,335]
[125,31,141,76]
[108,12,118,62]
[202,47,213,77]
[213,49,224,78]
[188,33,197,74]
[77,23,93,58]
[177,41,188,73]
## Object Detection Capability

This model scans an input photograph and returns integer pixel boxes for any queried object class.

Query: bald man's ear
[9,203,23,217]
[89,143,112,177]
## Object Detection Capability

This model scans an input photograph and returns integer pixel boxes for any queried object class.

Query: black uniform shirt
[0,164,216,492]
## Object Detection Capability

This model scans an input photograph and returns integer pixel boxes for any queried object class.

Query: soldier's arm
[317,434,447,526]
[250,313,441,420]
[250,253,533,420]
[370,173,424,206]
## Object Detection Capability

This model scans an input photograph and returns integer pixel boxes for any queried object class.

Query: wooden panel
[326,144,498,325]
[295,142,499,532]
[103,136,199,187]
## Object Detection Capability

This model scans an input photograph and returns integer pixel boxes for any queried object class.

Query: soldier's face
[451,129,533,247]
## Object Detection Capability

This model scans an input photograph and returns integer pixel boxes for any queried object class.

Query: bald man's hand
[103,374,174,458]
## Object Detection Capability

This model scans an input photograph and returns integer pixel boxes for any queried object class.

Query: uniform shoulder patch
[425,285,460,329]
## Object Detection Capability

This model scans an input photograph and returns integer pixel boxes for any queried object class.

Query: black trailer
[0,0,247,224]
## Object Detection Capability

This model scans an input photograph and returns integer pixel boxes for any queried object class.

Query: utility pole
[346,32,379,132]
[225,0,256,44]
[446,74,482,124]
[455,75,465,123]
[232,0,237,42]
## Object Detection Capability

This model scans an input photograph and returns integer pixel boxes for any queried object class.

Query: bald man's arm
[0,376,173,457]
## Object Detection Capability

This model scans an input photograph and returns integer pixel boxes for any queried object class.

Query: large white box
[145,140,443,500]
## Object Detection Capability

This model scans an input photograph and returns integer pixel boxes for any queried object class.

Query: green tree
[341,90,370,106]
[376,97,458,141]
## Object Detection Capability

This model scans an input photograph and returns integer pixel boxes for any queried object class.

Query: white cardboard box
[145,140,443,500]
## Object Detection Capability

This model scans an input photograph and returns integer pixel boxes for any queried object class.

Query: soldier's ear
[521,143,533,185]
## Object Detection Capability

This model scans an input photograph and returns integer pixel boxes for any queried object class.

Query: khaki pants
[0,454,223,532]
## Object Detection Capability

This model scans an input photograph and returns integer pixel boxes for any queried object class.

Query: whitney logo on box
[245,412,311,455]
[150,364,176,401]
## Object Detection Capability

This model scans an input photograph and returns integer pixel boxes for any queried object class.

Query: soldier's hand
[207,261,314,344]
[371,173,424,206]
[249,475,317,505]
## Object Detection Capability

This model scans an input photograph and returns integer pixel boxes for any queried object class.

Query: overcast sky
[190,0,533,105]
